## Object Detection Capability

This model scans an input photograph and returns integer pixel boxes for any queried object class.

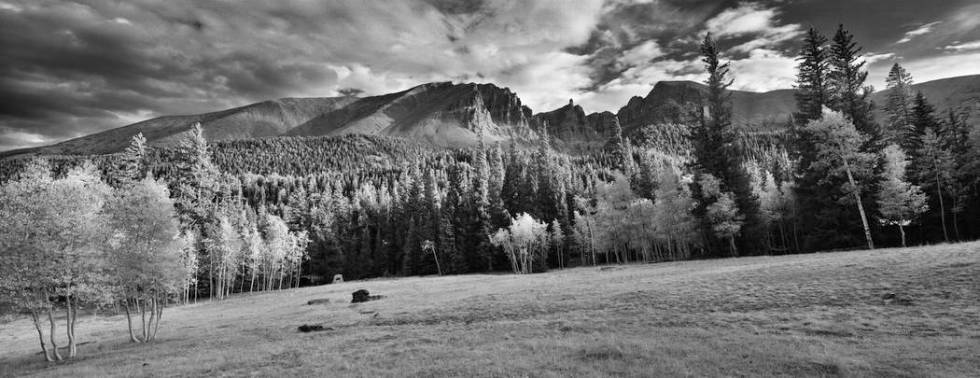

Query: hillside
[0,97,356,157]
[871,74,980,122]
[1,242,977,377]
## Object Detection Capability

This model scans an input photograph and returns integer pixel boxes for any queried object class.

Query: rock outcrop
[289,82,537,147]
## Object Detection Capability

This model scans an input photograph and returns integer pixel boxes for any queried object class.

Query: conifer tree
[939,109,973,239]
[794,28,829,124]
[907,92,939,154]
[604,116,627,171]
[884,63,915,145]
[690,33,764,255]
[472,144,494,270]
[827,25,880,144]
[118,132,148,184]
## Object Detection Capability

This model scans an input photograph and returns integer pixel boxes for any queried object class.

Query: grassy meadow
[1,242,978,377]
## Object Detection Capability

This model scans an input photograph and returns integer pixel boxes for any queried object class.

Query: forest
[2,26,979,361]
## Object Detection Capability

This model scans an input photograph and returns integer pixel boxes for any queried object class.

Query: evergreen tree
[118,132,148,184]
[690,33,764,256]
[940,109,974,240]
[907,92,939,154]
[794,28,829,124]
[827,25,880,144]
[883,63,915,146]
[487,142,508,227]
[501,142,526,215]
[604,116,627,171]
[172,123,221,229]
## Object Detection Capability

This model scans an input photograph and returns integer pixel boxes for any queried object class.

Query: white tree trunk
[842,158,874,249]
[31,311,53,362]
[47,309,61,361]
[934,168,949,242]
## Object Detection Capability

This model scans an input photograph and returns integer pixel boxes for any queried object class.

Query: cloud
[944,40,980,51]
[706,3,781,37]
[864,52,897,65]
[704,2,803,54]
[896,21,940,44]
[618,40,665,68]
[3,0,980,151]
[0,0,606,150]
[728,49,797,92]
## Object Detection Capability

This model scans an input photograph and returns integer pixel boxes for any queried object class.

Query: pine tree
[690,33,764,256]
[939,109,973,240]
[472,145,494,270]
[501,142,526,215]
[827,25,880,144]
[487,142,508,227]
[794,28,829,125]
[883,63,915,146]
[172,123,220,229]
[907,92,939,154]
[118,132,148,184]
[604,116,627,171]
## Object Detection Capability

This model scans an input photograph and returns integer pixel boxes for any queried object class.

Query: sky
[1,0,979,151]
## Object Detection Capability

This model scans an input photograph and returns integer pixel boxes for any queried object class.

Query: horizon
[2,0,979,151]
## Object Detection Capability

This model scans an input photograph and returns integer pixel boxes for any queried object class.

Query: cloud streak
[896,21,940,44]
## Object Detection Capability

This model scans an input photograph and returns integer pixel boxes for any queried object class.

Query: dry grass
[1,242,978,377]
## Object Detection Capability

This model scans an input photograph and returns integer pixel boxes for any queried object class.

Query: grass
[1,242,978,377]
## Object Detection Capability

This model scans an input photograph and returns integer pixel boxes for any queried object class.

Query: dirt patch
[351,289,385,303]
[297,324,333,333]
[307,298,330,305]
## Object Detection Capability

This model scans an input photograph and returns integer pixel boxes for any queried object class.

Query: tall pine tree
[794,28,829,125]
[690,33,764,255]
[827,25,881,146]
[883,63,915,147]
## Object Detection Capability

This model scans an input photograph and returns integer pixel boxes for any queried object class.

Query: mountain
[530,99,618,142]
[615,81,796,134]
[3,97,356,157]
[5,75,978,158]
[288,82,535,147]
[871,74,980,123]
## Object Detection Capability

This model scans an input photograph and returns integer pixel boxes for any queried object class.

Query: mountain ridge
[5,74,979,158]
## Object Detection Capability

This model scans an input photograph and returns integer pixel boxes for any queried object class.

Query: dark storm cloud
[0,1,378,149]
[0,0,978,151]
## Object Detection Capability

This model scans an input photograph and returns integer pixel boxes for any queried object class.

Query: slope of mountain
[4,97,356,157]
[288,82,535,147]
[871,75,980,123]
[615,81,796,134]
